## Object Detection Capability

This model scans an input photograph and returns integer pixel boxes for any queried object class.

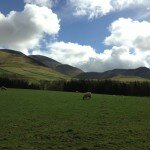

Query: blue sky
[0,0,24,14]
[0,0,150,72]
[57,9,139,52]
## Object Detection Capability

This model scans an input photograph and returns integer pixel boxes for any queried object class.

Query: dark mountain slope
[55,64,83,76]
[30,55,84,77]
[30,55,61,68]
[76,67,150,80]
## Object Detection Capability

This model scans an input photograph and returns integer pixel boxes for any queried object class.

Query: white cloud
[69,0,150,19]
[80,46,149,72]
[24,0,58,8]
[32,43,150,72]
[1,1,149,72]
[32,18,150,72]
[69,0,112,19]
[105,18,150,51]
[111,0,149,10]
[32,41,100,66]
[0,4,60,54]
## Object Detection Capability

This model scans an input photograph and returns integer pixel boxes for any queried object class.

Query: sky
[0,0,150,72]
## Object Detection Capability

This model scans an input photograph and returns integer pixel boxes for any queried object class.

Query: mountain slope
[76,67,150,81]
[29,55,61,68]
[110,75,150,82]
[1,49,149,82]
[30,55,84,77]
[0,49,69,82]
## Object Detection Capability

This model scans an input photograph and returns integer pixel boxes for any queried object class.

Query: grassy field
[0,89,150,150]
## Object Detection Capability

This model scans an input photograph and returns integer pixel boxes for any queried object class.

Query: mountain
[30,55,84,77]
[0,49,69,82]
[0,49,150,82]
[75,67,150,81]
[110,75,150,82]
[29,55,61,68]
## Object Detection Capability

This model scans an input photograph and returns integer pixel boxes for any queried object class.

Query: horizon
[0,0,150,72]
[0,48,149,73]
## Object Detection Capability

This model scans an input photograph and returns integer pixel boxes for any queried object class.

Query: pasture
[0,89,150,150]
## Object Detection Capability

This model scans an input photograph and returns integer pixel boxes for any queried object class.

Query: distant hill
[0,49,150,82]
[30,55,84,77]
[0,49,69,82]
[110,75,150,82]
[0,49,25,55]
[76,67,150,81]
[55,64,84,77]
[29,55,61,68]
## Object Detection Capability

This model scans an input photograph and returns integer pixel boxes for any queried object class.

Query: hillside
[110,75,150,82]
[0,49,69,82]
[30,55,84,77]
[1,49,150,82]
[29,55,61,68]
[76,67,150,81]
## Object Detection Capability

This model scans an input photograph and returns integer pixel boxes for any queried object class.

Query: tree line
[64,80,150,96]
[0,77,150,96]
[0,78,39,89]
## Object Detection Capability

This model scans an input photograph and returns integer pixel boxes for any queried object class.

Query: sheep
[83,92,92,100]
[0,86,7,91]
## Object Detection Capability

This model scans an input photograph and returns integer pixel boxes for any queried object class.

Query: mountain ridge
[0,49,150,82]
[0,49,69,81]
[30,55,84,77]
[76,67,150,80]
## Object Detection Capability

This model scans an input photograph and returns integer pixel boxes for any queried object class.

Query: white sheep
[83,92,92,100]
[0,86,7,91]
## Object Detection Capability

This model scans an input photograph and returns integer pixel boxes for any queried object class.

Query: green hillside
[0,50,70,82]
[76,67,150,81]
[1,49,150,83]
[110,75,150,82]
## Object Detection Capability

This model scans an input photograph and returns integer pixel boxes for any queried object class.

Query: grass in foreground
[0,89,150,150]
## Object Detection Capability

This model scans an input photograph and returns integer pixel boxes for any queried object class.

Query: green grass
[0,89,150,150]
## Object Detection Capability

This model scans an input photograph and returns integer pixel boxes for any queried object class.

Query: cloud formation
[32,18,150,72]
[0,4,60,54]
[69,0,150,19]
[105,18,150,51]
[32,42,150,72]
[0,1,150,72]
[32,41,100,66]
[80,46,150,72]
[84,18,150,71]
[24,0,58,8]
